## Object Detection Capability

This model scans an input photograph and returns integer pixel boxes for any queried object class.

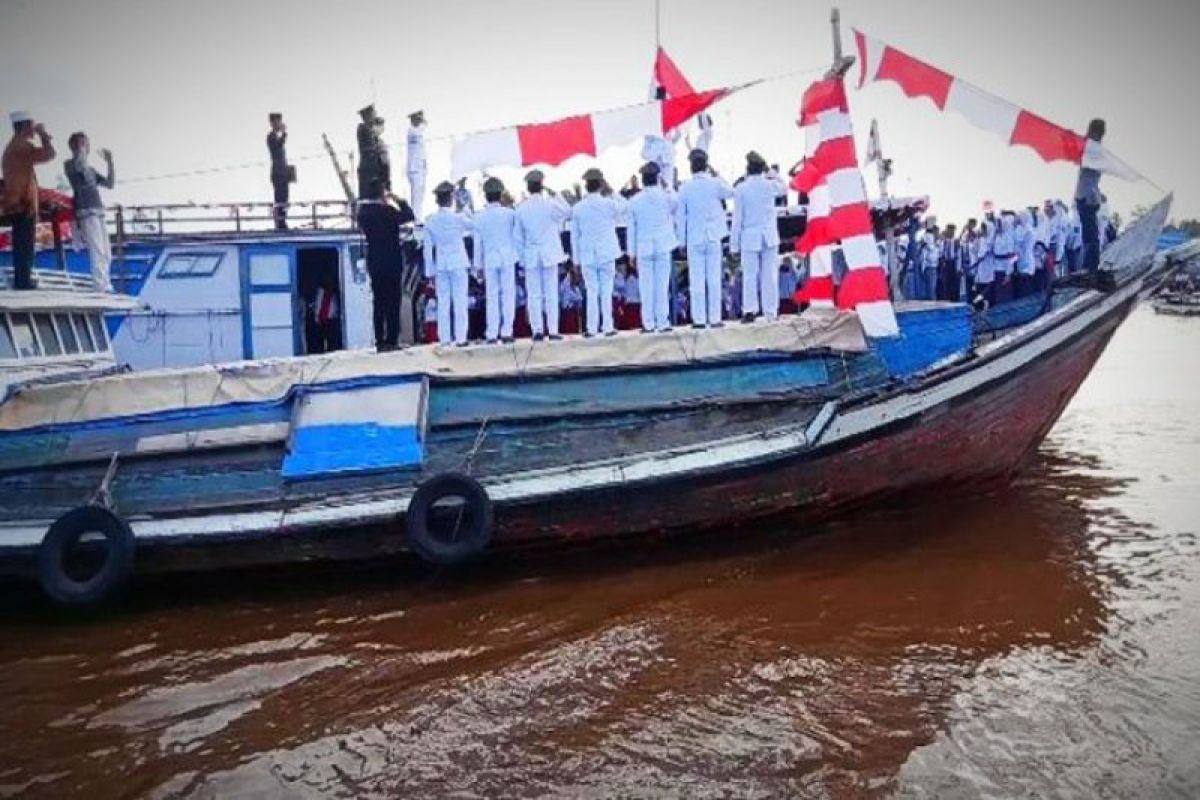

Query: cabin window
[0,318,16,359]
[33,313,62,356]
[54,314,80,354]
[72,314,97,353]
[10,314,39,358]
[159,252,224,278]
[88,314,108,351]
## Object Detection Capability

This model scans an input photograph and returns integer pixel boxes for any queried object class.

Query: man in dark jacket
[356,105,390,199]
[267,113,289,230]
[357,179,414,350]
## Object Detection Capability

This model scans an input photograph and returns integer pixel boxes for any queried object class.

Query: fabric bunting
[450,88,729,178]
[791,77,898,338]
[853,29,1141,181]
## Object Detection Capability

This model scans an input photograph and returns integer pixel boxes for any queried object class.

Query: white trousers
[525,262,560,336]
[581,261,616,335]
[740,247,779,319]
[79,214,112,290]
[435,269,469,344]
[637,250,673,331]
[408,171,426,220]
[484,263,517,340]
[686,241,723,326]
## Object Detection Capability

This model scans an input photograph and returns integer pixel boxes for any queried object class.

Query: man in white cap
[406,110,427,220]
[472,176,520,343]
[422,180,473,346]
[731,151,786,322]
[676,148,733,327]
[569,167,626,337]
[514,169,571,340]
[2,111,56,290]
[626,161,678,332]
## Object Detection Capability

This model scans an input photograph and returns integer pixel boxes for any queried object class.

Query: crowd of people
[892,196,1120,308]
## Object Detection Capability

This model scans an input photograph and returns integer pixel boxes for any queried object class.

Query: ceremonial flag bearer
[676,149,734,328]
[569,168,625,337]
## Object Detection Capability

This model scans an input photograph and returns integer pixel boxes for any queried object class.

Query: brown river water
[1,306,1198,798]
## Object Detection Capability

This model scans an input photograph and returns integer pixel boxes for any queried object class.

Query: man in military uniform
[626,161,678,332]
[422,181,473,345]
[731,151,787,322]
[676,149,734,327]
[472,176,520,343]
[406,110,427,220]
[356,104,390,198]
[514,169,571,340]
[569,168,626,337]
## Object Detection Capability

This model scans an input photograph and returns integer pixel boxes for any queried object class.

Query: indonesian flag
[451,88,729,179]
[854,29,1142,181]
[652,46,696,99]
[791,77,898,338]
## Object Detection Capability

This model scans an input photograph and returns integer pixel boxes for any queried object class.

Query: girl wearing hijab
[971,220,995,308]
[992,213,1018,304]
[1014,210,1038,298]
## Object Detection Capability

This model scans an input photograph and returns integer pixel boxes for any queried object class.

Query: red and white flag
[853,29,1142,181]
[652,46,696,99]
[791,77,898,338]
[450,89,728,179]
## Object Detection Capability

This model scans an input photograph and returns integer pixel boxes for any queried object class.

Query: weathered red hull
[493,295,1130,544]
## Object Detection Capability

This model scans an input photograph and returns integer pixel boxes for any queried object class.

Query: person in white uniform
[472,176,520,343]
[626,161,678,332]
[569,168,625,337]
[422,181,473,345]
[406,110,427,220]
[514,169,571,340]
[641,128,680,190]
[676,149,734,328]
[730,151,787,322]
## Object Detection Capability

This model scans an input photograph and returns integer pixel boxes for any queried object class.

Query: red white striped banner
[450,89,729,178]
[853,29,1141,181]
[791,77,898,337]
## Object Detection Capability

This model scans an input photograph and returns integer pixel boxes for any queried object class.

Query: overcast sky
[2,0,1197,225]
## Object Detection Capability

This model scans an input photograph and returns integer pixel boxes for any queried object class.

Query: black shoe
[455,341,470,348]
[549,334,563,341]
[604,330,617,337]
[533,333,545,342]
[583,332,594,339]
[656,327,671,334]
[502,336,515,344]
[642,328,655,334]
[741,314,756,324]
[711,321,725,329]
[691,323,704,330]
[486,338,499,345]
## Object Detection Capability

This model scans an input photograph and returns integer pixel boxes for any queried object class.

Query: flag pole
[655,0,661,50]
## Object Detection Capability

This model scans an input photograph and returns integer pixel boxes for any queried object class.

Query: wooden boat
[0,197,1174,605]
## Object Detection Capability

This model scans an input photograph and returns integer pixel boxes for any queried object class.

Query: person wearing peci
[356,104,390,198]
[569,167,625,337]
[676,148,733,328]
[2,111,56,290]
[730,151,787,323]
[472,176,520,343]
[422,181,473,346]
[356,179,414,351]
[63,132,115,290]
[406,110,427,220]
[625,161,678,333]
[514,169,571,340]
[266,112,290,230]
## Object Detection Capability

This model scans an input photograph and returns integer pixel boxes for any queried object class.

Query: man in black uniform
[267,112,289,230]
[356,104,390,199]
[357,179,414,350]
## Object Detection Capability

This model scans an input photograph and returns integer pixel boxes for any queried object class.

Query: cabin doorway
[296,247,343,355]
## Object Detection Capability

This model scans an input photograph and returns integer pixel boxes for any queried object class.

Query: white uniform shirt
[626,185,678,259]
[515,193,570,267]
[641,135,677,184]
[406,123,426,175]
[570,192,625,265]
[676,173,734,246]
[731,174,787,252]
[422,208,473,276]
[472,202,520,270]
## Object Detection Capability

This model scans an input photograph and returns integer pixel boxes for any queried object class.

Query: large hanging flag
[853,30,1141,181]
[450,89,729,179]
[791,77,899,338]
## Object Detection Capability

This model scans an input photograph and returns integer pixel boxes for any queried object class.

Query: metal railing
[109,200,356,239]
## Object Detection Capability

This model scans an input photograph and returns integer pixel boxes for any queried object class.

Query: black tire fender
[405,473,493,566]
[37,506,135,607]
